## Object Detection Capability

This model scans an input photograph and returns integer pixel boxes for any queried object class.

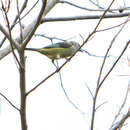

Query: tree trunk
[19,49,27,130]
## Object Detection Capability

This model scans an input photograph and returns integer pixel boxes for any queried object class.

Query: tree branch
[110,81,130,129]
[0,0,59,60]
[0,92,20,111]
[91,40,130,130]
[97,16,128,89]
[0,7,129,60]
[18,1,48,130]
[41,12,130,23]
[99,41,130,89]
[1,1,22,69]
[22,0,47,48]
[0,24,16,45]
[89,0,105,10]
[15,0,39,26]
[88,0,118,129]
[56,61,85,115]
[0,0,28,48]
[59,0,109,12]
[112,108,130,130]
[25,0,112,96]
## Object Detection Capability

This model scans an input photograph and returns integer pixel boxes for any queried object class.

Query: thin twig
[110,81,130,129]
[0,92,20,111]
[85,83,94,99]
[1,1,22,68]
[22,0,47,48]
[97,14,128,89]
[89,0,106,10]
[91,37,130,130]
[0,11,130,60]
[97,17,130,32]
[56,61,85,115]
[0,0,58,60]
[82,49,107,58]
[16,0,23,44]
[15,0,39,25]
[59,0,111,12]
[35,33,67,42]
[99,41,130,88]
[0,0,28,48]
[89,0,118,129]
[95,101,108,111]
[26,0,112,97]
[112,108,130,130]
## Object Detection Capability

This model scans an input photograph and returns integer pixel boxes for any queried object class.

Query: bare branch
[0,2,129,60]
[59,0,110,12]
[110,81,130,129]
[0,92,20,111]
[82,49,107,58]
[0,0,28,48]
[35,34,116,59]
[95,101,108,111]
[0,46,13,62]
[89,0,120,129]
[111,108,130,130]
[89,0,105,10]
[16,0,23,44]
[22,0,47,48]
[26,0,114,97]
[92,40,129,129]
[85,83,94,99]
[59,1,130,13]
[43,0,59,16]
[90,39,130,130]
[41,12,130,23]
[99,41,130,88]
[97,17,130,32]
[0,0,59,60]
[127,56,130,67]
[97,16,128,89]
[35,33,67,42]
[0,23,11,41]
[15,0,39,26]
[1,1,21,68]
[26,60,86,115]
[56,61,85,115]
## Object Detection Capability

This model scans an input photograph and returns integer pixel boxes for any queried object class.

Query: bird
[25,41,82,64]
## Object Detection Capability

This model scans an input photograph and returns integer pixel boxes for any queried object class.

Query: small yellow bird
[25,41,81,63]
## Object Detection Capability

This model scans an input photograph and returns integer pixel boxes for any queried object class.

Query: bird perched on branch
[25,41,82,64]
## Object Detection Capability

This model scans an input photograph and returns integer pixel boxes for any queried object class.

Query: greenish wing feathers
[43,42,72,49]
[40,47,69,54]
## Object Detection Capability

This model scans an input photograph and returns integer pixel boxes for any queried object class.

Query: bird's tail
[25,48,40,52]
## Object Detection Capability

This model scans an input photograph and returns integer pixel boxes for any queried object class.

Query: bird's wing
[43,42,72,49]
